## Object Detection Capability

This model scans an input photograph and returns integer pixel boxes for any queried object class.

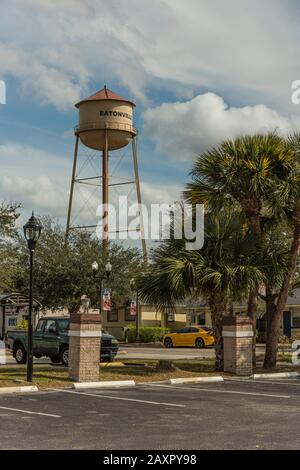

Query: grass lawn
[1,358,299,389]
[0,359,218,389]
[256,352,294,363]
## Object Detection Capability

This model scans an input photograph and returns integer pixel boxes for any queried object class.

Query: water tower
[66,86,147,259]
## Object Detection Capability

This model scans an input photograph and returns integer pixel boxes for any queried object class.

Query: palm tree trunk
[263,286,278,369]
[264,223,300,368]
[208,293,227,371]
[247,288,258,366]
[246,213,261,368]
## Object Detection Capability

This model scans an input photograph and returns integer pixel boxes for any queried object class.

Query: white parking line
[52,388,185,408]
[148,384,291,398]
[226,378,300,386]
[0,406,61,418]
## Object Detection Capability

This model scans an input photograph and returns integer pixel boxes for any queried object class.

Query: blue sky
[1,0,300,235]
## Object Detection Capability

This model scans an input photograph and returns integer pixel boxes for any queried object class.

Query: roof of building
[75,85,135,108]
[0,292,41,307]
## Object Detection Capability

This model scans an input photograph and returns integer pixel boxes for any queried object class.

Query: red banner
[130,299,137,316]
[102,288,111,311]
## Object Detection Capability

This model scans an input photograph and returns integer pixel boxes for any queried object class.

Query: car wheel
[102,355,113,363]
[60,346,69,367]
[15,344,27,364]
[164,338,173,348]
[196,338,205,349]
[50,355,61,364]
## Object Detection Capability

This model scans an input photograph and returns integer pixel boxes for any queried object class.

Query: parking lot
[0,377,299,450]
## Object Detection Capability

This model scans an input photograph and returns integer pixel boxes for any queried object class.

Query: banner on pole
[130,299,137,316]
[102,288,111,311]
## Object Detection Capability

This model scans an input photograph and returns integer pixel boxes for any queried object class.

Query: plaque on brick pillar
[222,316,253,376]
[68,313,102,382]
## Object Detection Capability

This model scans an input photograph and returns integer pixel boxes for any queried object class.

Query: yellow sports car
[163,326,214,349]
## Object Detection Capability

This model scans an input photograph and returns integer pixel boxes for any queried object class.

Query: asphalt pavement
[0,377,299,449]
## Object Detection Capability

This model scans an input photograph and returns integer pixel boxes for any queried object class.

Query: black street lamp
[91,260,112,315]
[23,212,42,382]
[130,278,139,341]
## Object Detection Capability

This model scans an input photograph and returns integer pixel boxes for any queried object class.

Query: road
[2,346,216,365]
[117,345,216,360]
[0,377,299,449]
[3,344,267,364]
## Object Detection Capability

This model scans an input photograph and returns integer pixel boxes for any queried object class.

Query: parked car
[163,326,214,348]
[6,316,119,366]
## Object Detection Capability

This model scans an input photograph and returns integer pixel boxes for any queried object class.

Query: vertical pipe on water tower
[102,129,109,253]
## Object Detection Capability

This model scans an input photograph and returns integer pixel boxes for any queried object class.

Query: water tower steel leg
[66,134,79,240]
[102,129,109,253]
[132,136,147,262]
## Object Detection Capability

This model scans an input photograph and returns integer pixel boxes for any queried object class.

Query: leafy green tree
[262,133,300,367]
[0,202,20,292]
[0,202,20,239]
[185,133,297,368]
[14,216,143,312]
[138,211,264,371]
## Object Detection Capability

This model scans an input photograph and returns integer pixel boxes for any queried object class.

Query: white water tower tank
[75,85,136,151]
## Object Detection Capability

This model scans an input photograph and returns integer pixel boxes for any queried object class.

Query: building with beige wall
[102,290,300,341]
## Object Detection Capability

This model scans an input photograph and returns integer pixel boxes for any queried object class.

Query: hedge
[126,324,170,343]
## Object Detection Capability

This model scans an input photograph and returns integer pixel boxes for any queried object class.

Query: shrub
[127,324,170,343]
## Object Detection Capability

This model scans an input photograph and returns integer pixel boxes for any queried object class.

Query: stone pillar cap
[222,316,252,326]
[70,312,102,324]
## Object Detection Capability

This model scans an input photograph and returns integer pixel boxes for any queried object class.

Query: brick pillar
[69,313,102,382]
[222,316,253,376]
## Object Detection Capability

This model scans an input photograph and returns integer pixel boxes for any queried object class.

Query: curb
[0,385,38,394]
[169,376,224,385]
[252,372,300,379]
[73,380,136,390]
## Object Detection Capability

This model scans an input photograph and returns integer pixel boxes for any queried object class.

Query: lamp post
[130,278,139,341]
[91,261,112,314]
[23,212,42,382]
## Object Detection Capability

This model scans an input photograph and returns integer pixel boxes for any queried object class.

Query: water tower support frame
[65,131,147,262]
[132,136,147,262]
[66,134,79,240]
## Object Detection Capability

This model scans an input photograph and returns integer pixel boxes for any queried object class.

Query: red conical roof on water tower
[75,85,135,108]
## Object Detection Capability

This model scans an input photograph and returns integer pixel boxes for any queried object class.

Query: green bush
[126,324,170,343]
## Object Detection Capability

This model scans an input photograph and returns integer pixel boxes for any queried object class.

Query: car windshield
[57,319,69,332]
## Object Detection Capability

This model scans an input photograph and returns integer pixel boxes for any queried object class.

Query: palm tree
[138,211,264,371]
[185,133,295,366]
[263,134,300,367]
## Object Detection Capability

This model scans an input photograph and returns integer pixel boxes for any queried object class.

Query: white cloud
[1,1,300,112]
[143,92,300,160]
[0,143,70,216]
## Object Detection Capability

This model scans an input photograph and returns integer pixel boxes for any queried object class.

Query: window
[293,314,300,328]
[177,327,191,333]
[191,311,205,325]
[189,327,199,333]
[107,309,118,322]
[8,318,17,327]
[36,320,45,333]
[44,320,57,333]
[57,319,69,332]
